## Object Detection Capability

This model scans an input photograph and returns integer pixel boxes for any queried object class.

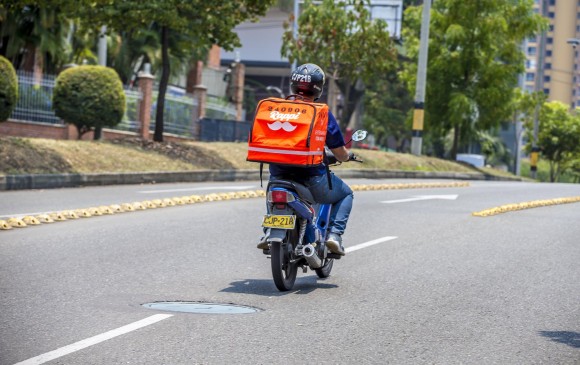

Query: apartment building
[525,0,580,107]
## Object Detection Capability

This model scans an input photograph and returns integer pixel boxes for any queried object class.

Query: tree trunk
[336,79,365,132]
[154,26,170,142]
[451,124,460,160]
[93,126,102,140]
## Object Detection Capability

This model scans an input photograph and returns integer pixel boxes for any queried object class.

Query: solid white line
[346,236,398,253]
[381,195,458,204]
[138,185,256,194]
[13,314,173,365]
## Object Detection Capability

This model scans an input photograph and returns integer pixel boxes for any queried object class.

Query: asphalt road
[1,179,579,364]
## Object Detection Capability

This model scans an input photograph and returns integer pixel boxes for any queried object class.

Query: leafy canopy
[282,0,397,130]
[401,0,547,158]
[524,101,580,182]
[53,65,126,139]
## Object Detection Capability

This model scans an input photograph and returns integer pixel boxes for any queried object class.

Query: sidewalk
[0,169,526,190]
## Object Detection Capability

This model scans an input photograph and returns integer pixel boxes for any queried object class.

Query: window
[549,0,555,5]
[548,12,555,18]
[544,75,551,82]
[546,50,552,57]
[528,46,537,55]
[544,88,550,95]
[526,73,535,81]
[545,63,552,69]
[547,37,553,44]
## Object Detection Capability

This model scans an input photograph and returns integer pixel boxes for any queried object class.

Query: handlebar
[324,148,363,165]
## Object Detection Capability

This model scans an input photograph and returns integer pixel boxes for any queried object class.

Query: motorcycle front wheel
[271,228,299,291]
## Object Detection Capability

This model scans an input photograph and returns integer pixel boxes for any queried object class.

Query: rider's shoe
[257,235,269,250]
[325,233,345,256]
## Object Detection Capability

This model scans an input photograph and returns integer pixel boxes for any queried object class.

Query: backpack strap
[259,162,264,187]
[323,152,333,190]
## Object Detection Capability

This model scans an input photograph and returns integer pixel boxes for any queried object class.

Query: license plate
[262,214,296,229]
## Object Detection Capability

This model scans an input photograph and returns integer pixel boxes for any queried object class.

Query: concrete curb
[0,169,525,191]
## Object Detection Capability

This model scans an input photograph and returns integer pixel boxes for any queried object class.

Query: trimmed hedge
[0,56,18,122]
[53,65,126,136]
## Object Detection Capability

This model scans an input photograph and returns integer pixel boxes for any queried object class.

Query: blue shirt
[269,110,345,177]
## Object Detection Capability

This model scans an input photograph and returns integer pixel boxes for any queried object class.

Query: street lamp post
[411,0,432,156]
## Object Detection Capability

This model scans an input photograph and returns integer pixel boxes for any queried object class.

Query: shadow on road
[220,277,338,296]
[539,331,580,348]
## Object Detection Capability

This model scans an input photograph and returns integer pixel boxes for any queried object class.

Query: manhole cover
[142,301,261,314]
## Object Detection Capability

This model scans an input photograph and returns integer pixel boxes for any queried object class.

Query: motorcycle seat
[267,179,315,204]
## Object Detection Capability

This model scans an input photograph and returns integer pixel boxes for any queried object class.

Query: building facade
[525,0,580,107]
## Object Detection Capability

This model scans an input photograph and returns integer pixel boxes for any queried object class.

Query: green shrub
[0,56,18,122]
[53,65,126,138]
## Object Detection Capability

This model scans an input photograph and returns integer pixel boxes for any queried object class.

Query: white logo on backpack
[267,121,297,132]
[270,110,300,121]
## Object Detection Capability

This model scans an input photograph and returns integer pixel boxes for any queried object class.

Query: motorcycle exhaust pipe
[302,244,323,269]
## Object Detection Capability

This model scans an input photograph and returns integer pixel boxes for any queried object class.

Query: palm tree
[0,6,70,74]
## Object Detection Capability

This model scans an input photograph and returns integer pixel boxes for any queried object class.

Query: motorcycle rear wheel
[315,258,334,278]
[271,229,299,291]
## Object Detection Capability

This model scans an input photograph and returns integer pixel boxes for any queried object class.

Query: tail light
[268,190,296,203]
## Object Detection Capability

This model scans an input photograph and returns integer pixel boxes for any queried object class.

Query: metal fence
[206,95,240,120]
[12,71,243,140]
[199,118,251,142]
[148,89,199,137]
[113,88,141,133]
[12,71,61,124]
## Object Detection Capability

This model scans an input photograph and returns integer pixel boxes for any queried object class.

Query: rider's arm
[325,111,351,162]
[331,146,350,162]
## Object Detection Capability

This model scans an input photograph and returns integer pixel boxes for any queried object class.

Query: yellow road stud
[110,205,124,213]
[36,214,54,223]
[76,209,92,218]
[133,202,146,210]
[190,195,204,202]
[142,200,156,209]
[22,216,41,225]
[0,220,12,230]
[8,218,27,228]
[172,197,185,205]
[88,207,103,216]
[50,212,67,221]
[98,206,114,215]
[163,198,176,206]
[180,196,194,204]
[62,210,79,219]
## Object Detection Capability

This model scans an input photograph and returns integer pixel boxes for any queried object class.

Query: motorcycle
[260,130,368,291]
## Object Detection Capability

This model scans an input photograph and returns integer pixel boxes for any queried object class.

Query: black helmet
[290,63,325,100]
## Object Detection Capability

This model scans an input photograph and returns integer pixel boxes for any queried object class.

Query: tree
[363,66,413,151]
[524,101,580,182]
[0,5,71,74]
[401,0,547,159]
[53,65,126,139]
[281,0,398,131]
[0,55,18,121]
[86,1,273,142]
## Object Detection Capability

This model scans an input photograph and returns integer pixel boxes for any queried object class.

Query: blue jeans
[271,172,354,235]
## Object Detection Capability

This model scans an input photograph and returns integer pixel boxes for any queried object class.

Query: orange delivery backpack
[247,97,329,166]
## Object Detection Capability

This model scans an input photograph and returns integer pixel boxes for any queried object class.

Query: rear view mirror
[351,129,368,142]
